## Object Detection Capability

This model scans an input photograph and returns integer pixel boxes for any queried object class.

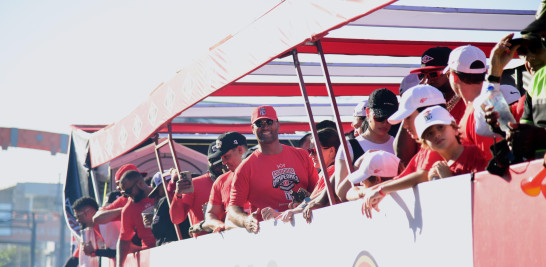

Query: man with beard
[227,105,319,233]
[117,170,156,266]
[169,141,225,237]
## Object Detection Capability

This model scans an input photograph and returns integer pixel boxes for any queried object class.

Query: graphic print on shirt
[271,163,300,200]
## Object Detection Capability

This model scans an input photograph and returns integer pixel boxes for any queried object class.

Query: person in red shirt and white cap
[362,106,487,218]
[227,105,319,233]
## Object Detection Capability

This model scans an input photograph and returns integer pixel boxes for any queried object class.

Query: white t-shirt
[335,135,395,162]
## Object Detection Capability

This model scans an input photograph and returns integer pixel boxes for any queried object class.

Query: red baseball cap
[115,164,147,182]
[251,105,278,124]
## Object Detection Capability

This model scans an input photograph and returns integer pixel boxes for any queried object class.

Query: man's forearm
[93,208,122,225]
[227,205,248,228]
[116,239,130,266]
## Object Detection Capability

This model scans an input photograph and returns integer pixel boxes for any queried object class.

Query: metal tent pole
[315,40,355,176]
[152,123,182,241]
[291,49,337,206]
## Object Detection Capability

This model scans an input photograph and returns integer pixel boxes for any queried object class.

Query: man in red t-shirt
[227,105,319,233]
[93,164,147,225]
[169,141,225,237]
[117,170,156,266]
[444,45,495,161]
[198,132,249,233]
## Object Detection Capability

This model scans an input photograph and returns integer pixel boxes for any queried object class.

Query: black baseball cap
[207,141,222,165]
[410,47,452,73]
[521,15,546,35]
[367,88,399,119]
[208,132,247,164]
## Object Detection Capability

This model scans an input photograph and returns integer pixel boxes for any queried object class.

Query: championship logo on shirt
[271,166,300,200]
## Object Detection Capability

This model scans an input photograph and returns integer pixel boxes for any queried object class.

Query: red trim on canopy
[211,83,399,97]
[297,38,498,57]
[74,122,354,135]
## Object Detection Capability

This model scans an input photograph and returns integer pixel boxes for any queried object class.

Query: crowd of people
[66,13,546,267]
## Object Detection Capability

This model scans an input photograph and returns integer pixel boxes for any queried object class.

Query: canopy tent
[86,1,535,168]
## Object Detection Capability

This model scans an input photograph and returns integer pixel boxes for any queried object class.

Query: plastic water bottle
[484,84,516,133]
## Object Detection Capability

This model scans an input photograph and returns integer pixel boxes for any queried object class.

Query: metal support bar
[291,49,337,206]
[315,40,356,195]
[153,123,182,241]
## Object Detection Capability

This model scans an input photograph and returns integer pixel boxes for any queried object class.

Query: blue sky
[0,0,540,188]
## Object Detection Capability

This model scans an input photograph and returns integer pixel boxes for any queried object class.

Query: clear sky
[0,0,540,189]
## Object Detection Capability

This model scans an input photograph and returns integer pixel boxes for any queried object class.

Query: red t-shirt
[459,104,494,162]
[510,95,526,122]
[449,145,487,175]
[449,98,466,124]
[395,147,444,179]
[119,197,156,249]
[209,171,250,221]
[229,145,319,220]
[310,165,335,199]
[169,172,213,235]
[99,195,129,221]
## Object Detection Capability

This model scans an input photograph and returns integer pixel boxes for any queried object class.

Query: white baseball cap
[399,73,420,96]
[414,106,456,139]
[353,100,368,117]
[443,45,487,74]
[346,150,400,183]
[499,84,521,105]
[388,84,446,125]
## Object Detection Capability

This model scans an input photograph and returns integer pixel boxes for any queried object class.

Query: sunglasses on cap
[253,119,275,128]
[417,70,443,80]
[515,33,546,56]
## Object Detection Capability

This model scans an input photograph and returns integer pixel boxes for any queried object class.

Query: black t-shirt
[151,196,190,246]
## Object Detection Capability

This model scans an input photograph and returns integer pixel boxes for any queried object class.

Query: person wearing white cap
[345,151,401,201]
[444,45,496,162]
[351,100,368,137]
[362,106,487,218]
[334,88,398,202]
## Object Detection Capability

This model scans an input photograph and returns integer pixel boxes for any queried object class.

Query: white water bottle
[484,84,516,133]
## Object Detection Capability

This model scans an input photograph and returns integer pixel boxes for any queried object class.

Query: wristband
[487,75,500,83]
[378,186,387,197]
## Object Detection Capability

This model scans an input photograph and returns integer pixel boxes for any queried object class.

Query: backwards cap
[443,45,487,74]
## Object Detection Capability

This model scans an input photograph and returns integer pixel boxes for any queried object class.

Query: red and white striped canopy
[87,1,535,167]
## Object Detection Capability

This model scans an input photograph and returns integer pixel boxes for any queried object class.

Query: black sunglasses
[417,70,442,80]
[307,146,331,155]
[254,119,275,128]
[121,183,137,197]
[373,116,388,123]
